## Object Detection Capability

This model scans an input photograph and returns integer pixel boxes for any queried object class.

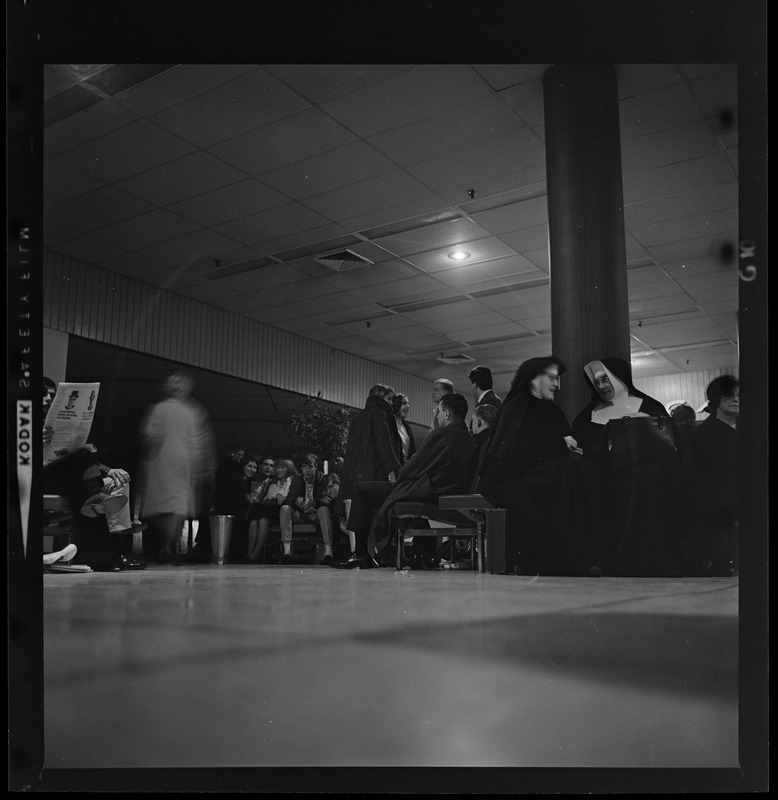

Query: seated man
[42,377,144,571]
[279,453,338,565]
[333,393,476,570]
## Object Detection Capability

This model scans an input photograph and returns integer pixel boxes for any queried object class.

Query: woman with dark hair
[479,356,605,577]
[692,375,739,576]
[571,357,688,577]
[390,393,416,464]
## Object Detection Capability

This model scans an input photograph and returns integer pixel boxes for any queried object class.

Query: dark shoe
[118,555,147,570]
[411,556,439,570]
[319,554,334,566]
[333,554,376,569]
[280,553,293,565]
[86,554,122,572]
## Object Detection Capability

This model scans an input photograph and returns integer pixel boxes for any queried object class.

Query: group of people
[44,358,739,578]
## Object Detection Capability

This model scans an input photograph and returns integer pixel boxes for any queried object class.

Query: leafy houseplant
[289,391,353,464]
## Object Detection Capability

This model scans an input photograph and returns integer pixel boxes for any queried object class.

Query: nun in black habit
[571,357,690,577]
[479,356,605,577]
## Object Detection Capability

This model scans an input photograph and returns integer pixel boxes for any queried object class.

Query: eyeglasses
[540,370,560,381]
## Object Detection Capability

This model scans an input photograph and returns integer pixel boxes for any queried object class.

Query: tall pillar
[543,64,630,423]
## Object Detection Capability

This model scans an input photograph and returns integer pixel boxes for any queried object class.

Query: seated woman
[245,458,296,563]
[571,358,689,577]
[479,356,605,577]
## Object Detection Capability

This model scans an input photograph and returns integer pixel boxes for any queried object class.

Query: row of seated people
[186,361,738,577]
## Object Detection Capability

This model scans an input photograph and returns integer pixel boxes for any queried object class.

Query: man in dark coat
[468,365,503,415]
[333,393,476,569]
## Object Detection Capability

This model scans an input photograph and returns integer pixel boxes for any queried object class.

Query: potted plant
[289,391,353,465]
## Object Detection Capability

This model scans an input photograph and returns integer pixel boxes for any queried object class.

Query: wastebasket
[209,514,237,565]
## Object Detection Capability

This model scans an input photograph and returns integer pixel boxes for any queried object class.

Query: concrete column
[543,64,630,423]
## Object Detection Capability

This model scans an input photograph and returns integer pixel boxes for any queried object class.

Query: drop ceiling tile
[46,185,157,233]
[688,67,738,122]
[368,276,460,306]
[169,178,285,227]
[469,195,548,235]
[498,79,546,127]
[99,251,168,278]
[343,196,452,234]
[254,225,353,258]
[43,221,79,247]
[139,267,202,291]
[56,120,199,182]
[619,83,703,140]
[319,260,421,291]
[432,254,541,287]
[472,65,548,92]
[44,98,141,158]
[494,223,549,254]
[138,229,246,268]
[210,107,358,175]
[302,171,438,222]
[629,294,700,319]
[621,121,722,175]
[678,270,739,303]
[265,64,411,104]
[371,217,490,257]
[660,343,739,372]
[312,302,394,325]
[437,164,547,207]
[277,291,358,316]
[627,265,673,286]
[400,298,490,324]
[638,320,732,349]
[321,65,492,137]
[646,231,738,266]
[625,182,738,228]
[632,208,738,248]
[406,237,516,273]
[150,70,310,148]
[213,203,333,247]
[523,248,549,270]
[259,142,396,199]
[367,96,526,167]
[270,279,344,305]
[117,151,248,206]
[210,294,268,314]
[430,317,520,339]
[623,153,734,203]
[117,64,256,115]
[43,162,104,208]
[176,282,239,303]
[408,131,546,193]
[211,264,310,294]
[49,236,125,265]
[616,64,684,99]
[94,208,200,249]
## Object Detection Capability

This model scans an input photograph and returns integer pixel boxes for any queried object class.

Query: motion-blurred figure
[137,371,216,564]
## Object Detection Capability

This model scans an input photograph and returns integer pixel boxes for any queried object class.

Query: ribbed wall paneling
[634,368,739,419]
[43,249,433,425]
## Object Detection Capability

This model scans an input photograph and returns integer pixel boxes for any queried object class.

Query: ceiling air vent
[314,249,373,272]
[436,353,476,366]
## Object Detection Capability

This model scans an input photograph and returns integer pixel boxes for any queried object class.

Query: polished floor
[42,558,741,783]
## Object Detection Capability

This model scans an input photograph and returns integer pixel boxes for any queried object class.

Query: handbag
[606,415,679,471]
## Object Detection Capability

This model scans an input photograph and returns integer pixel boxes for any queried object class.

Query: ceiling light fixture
[447,250,470,261]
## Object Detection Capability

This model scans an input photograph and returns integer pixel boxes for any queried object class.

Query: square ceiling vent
[314,249,373,272]
[436,353,475,365]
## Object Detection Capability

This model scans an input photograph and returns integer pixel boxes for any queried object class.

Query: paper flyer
[43,382,100,466]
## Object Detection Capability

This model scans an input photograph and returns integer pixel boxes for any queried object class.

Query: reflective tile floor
[42,564,740,785]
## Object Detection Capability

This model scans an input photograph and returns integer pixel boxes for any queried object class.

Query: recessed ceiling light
[447,250,470,261]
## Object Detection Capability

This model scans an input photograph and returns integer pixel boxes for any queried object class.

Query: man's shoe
[280,553,293,565]
[333,554,376,569]
[118,554,147,570]
[319,554,334,566]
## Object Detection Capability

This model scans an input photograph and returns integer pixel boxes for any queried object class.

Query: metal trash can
[209,514,237,565]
